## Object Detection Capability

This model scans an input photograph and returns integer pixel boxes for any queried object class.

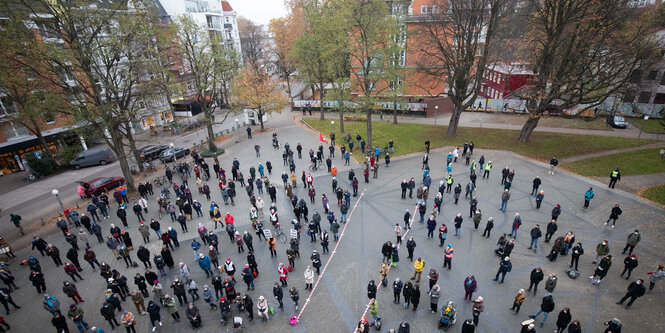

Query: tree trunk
[339,107,344,134]
[366,107,373,148]
[108,128,135,192]
[517,115,541,142]
[319,82,325,120]
[123,122,143,171]
[285,74,294,108]
[30,119,53,160]
[446,104,464,137]
[203,105,216,151]
[258,109,265,131]
[393,102,398,124]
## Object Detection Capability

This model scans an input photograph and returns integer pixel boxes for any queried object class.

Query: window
[629,70,642,83]
[647,70,658,80]
[622,90,636,103]
[637,91,652,103]
[660,72,665,85]
[0,96,17,115]
[1,122,29,139]
[44,112,55,124]
[36,19,59,39]
[654,93,665,104]
[420,5,439,14]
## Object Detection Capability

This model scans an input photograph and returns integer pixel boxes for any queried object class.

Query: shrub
[54,144,83,165]
[201,147,225,158]
[25,153,59,176]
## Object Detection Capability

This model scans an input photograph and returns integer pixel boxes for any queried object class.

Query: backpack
[566,269,579,279]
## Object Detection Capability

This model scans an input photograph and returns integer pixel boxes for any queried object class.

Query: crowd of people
[3,127,662,333]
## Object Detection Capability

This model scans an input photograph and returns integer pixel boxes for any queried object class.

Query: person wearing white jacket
[138,197,149,213]
[256,295,269,321]
[304,266,314,290]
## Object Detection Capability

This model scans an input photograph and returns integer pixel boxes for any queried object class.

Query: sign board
[263,229,272,239]
[290,229,298,239]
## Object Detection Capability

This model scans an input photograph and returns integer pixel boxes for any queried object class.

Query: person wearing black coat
[555,308,572,333]
[461,319,475,333]
[100,302,119,329]
[405,238,416,261]
[273,282,283,309]
[402,281,413,307]
[531,176,542,195]
[66,248,82,271]
[135,274,148,297]
[545,220,558,242]
[616,279,646,308]
[529,294,555,327]
[160,247,174,269]
[620,255,639,279]
[242,293,254,321]
[147,300,162,329]
[527,268,545,296]
[409,284,420,311]
[51,313,69,333]
[567,320,582,333]
[145,270,158,286]
[397,321,410,333]
[137,246,151,268]
[367,280,377,300]
[551,204,561,221]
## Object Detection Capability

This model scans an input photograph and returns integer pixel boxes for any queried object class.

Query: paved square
[5,114,665,333]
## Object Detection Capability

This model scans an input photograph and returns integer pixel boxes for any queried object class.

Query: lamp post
[235,118,239,130]
[638,115,650,141]
[51,189,65,215]
[331,120,335,134]
[434,105,439,125]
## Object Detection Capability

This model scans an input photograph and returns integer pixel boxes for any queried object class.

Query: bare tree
[514,0,661,142]
[417,0,508,137]
[238,17,265,66]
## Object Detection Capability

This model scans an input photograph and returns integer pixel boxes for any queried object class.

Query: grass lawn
[627,118,665,134]
[642,184,665,205]
[526,115,608,130]
[304,118,653,162]
[562,148,665,177]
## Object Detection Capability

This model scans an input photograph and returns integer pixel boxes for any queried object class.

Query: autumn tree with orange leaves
[232,64,288,131]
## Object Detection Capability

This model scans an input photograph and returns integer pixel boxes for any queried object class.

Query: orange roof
[221,1,233,11]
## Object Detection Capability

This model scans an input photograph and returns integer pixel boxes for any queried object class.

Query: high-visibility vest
[446,177,453,185]
[485,163,492,171]
[612,171,618,178]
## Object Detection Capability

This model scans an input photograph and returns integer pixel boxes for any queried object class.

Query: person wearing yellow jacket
[411,258,425,282]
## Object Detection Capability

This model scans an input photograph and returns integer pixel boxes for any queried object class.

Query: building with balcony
[158,0,242,55]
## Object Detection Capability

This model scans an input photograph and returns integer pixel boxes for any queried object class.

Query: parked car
[607,115,627,129]
[139,145,169,162]
[81,176,124,196]
[70,147,115,169]
[159,147,190,162]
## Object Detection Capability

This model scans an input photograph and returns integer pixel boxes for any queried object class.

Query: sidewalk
[305,110,665,140]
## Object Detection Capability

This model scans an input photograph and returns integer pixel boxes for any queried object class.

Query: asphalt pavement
[1,111,664,333]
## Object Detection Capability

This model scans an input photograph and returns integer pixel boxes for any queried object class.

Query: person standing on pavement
[443,244,453,270]
[411,258,425,282]
[555,307,571,333]
[545,220,557,243]
[510,289,525,314]
[570,242,584,271]
[591,255,613,285]
[616,279,646,308]
[605,204,622,228]
[472,296,484,325]
[593,240,610,264]
[493,256,512,283]
[463,275,477,301]
[609,168,621,188]
[67,304,89,333]
[527,267,544,296]
[531,176,541,195]
[500,189,510,212]
[528,225,542,251]
[647,264,665,291]
[622,230,641,255]
[529,294,555,328]
[583,187,594,208]
[620,254,638,279]
[406,237,416,262]
[549,156,558,174]
[511,213,521,238]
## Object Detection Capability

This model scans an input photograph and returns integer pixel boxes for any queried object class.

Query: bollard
[41,217,45,226]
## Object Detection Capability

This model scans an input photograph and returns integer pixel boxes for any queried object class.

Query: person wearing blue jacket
[583,187,594,208]
[197,254,213,277]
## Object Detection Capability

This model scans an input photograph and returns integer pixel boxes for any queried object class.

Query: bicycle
[309,160,321,172]
[274,224,287,244]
